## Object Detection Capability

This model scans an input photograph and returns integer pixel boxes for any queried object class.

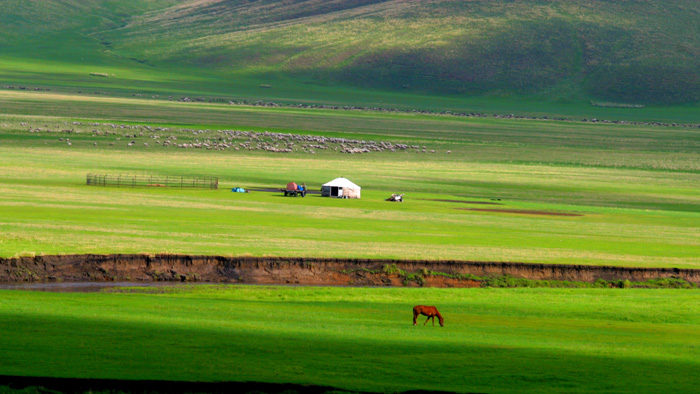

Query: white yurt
[321,177,361,199]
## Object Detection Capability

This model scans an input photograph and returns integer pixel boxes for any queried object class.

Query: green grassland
[1,285,699,393]
[3,3,700,394]
[1,91,699,267]
[3,1,700,106]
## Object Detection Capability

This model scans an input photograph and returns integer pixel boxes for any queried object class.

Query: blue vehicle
[284,182,307,197]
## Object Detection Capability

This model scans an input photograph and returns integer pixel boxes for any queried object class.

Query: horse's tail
[412,306,419,325]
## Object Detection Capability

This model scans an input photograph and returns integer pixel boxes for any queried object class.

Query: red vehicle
[284,182,306,197]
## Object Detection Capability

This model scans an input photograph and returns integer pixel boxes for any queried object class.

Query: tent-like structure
[321,177,361,199]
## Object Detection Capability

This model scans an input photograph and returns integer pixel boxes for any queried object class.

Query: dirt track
[247,188,321,194]
[418,198,503,205]
[1,254,698,286]
[461,208,584,216]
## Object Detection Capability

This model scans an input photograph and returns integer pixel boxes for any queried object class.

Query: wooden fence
[86,174,218,189]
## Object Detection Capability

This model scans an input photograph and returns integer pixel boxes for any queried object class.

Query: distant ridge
[2,0,700,104]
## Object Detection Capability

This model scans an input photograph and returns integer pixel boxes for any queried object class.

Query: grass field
[3,3,700,393]
[4,1,700,105]
[0,84,699,394]
[1,91,699,267]
[1,285,699,393]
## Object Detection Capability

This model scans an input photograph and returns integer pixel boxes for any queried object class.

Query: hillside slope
[0,0,181,81]
[2,0,700,104]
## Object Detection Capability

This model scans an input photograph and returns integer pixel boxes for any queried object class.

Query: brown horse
[413,305,444,327]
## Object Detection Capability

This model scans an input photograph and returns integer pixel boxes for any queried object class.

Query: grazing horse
[413,305,444,327]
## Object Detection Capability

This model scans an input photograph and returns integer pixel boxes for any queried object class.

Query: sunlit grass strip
[1,107,700,267]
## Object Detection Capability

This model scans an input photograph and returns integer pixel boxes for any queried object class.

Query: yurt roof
[322,177,361,189]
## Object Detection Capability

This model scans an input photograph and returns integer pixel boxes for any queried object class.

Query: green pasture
[2,77,700,125]
[4,1,700,106]
[0,91,699,267]
[0,285,699,393]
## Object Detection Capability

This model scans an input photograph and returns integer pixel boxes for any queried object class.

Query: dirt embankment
[1,254,699,287]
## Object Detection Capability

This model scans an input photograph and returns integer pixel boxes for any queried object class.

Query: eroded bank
[2,254,698,287]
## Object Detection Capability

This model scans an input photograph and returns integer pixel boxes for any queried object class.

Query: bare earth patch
[419,198,503,205]
[460,208,583,217]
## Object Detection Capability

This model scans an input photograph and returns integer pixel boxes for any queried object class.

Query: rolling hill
[2,0,700,105]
